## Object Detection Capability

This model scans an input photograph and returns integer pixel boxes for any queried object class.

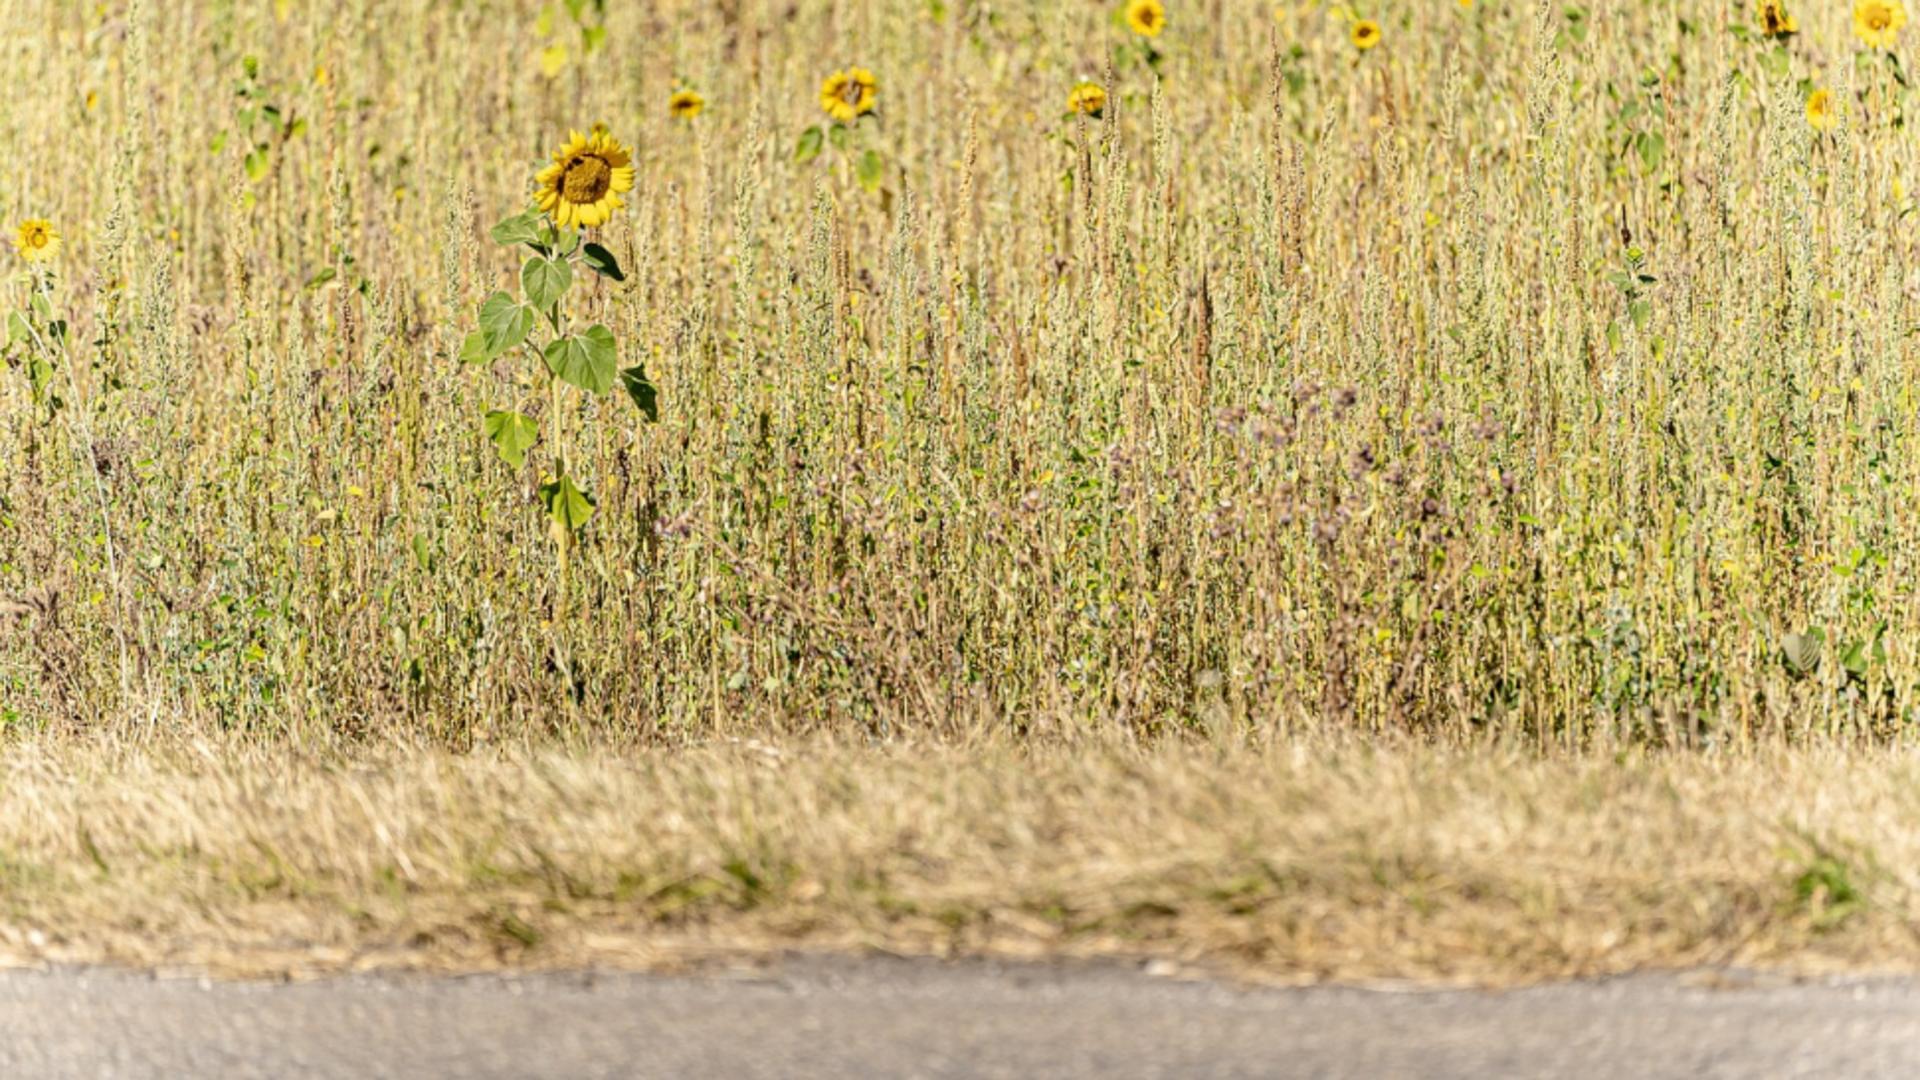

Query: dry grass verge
[0,738,1916,985]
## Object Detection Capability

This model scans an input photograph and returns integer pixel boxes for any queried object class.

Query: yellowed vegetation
[2,0,1919,979]
[0,0,1906,741]
[0,739,1913,983]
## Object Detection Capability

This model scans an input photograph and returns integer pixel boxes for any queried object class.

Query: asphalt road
[3,957,1918,1078]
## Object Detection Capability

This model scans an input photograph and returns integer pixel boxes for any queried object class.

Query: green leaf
[827,123,850,150]
[522,255,573,312]
[458,330,492,365]
[856,149,884,192]
[7,312,29,347]
[620,365,660,422]
[543,324,618,394]
[303,266,338,290]
[483,409,541,468]
[478,291,534,357]
[490,210,544,248]
[244,146,270,182]
[27,356,52,399]
[1635,130,1664,174]
[795,125,824,163]
[581,24,606,52]
[581,242,625,282]
[540,474,597,534]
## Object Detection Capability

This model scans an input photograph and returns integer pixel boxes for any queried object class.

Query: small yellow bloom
[1066,81,1108,117]
[669,88,705,120]
[539,43,569,79]
[1351,17,1382,49]
[13,220,59,262]
[1125,0,1167,36]
[1854,0,1906,47]
[1757,0,1798,37]
[533,129,637,229]
[1806,87,1837,131]
[84,90,98,110]
[819,67,878,123]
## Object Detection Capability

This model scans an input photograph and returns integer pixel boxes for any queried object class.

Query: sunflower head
[1854,0,1907,47]
[1126,0,1167,36]
[1806,87,1837,131]
[13,220,59,263]
[533,129,636,229]
[669,89,706,121]
[1757,0,1798,37]
[819,67,879,123]
[1351,18,1382,50]
[1067,81,1108,118]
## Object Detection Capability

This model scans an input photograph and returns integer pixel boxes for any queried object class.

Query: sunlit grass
[0,0,1912,745]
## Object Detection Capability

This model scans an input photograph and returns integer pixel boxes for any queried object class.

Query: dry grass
[0,736,1914,984]
[5,0,1918,985]
[0,0,1914,741]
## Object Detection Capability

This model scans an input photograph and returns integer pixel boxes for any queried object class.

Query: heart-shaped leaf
[478,292,534,357]
[490,209,543,248]
[539,475,597,534]
[542,324,618,394]
[522,255,572,312]
[483,409,540,468]
[795,125,824,163]
[458,330,491,365]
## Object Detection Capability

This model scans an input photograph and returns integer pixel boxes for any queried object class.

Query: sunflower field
[1,0,1918,747]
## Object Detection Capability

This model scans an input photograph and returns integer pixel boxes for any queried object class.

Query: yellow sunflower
[1126,0,1167,37]
[819,67,878,123]
[669,88,705,120]
[13,219,59,262]
[533,129,636,229]
[1757,0,1798,37]
[1351,18,1382,50]
[1854,0,1906,47]
[1806,88,1837,131]
[1067,81,1108,117]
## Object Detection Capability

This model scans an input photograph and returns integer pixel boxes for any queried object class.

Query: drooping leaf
[542,324,618,394]
[483,409,540,468]
[478,291,534,357]
[581,242,625,282]
[620,365,660,422]
[522,255,573,312]
[540,474,597,533]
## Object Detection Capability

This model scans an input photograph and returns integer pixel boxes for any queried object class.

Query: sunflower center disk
[840,81,864,106]
[562,156,612,203]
